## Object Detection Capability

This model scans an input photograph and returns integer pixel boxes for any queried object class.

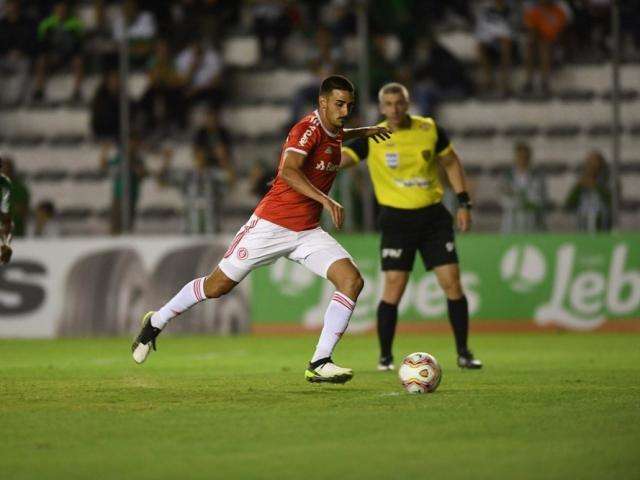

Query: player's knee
[441,278,463,299]
[386,274,406,289]
[344,271,365,298]
[203,276,235,299]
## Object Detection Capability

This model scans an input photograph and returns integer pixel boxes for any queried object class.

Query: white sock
[311,291,356,363]
[150,277,207,329]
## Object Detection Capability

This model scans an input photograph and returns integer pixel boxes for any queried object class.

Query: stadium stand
[0,1,638,235]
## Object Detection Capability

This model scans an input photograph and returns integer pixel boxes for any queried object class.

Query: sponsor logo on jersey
[316,160,339,172]
[393,177,430,188]
[382,248,403,258]
[299,125,316,146]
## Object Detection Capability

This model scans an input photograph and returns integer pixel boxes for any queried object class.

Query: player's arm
[343,126,392,143]
[435,125,472,232]
[340,136,369,170]
[280,150,344,229]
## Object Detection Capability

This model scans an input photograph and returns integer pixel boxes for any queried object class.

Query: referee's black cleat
[131,311,161,364]
[457,350,483,369]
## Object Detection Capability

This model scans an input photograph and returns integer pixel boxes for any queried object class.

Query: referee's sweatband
[457,191,472,209]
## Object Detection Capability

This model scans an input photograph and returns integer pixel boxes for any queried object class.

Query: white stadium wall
[0,236,249,338]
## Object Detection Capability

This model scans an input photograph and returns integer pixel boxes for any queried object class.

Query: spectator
[584,0,611,59]
[500,142,547,233]
[475,0,515,96]
[111,0,157,66]
[620,0,640,59]
[0,157,30,237]
[368,34,396,101]
[28,200,60,237]
[319,0,356,48]
[250,0,292,64]
[413,34,474,116]
[136,39,186,135]
[287,61,333,129]
[170,0,239,47]
[33,1,85,102]
[565,150,612,232]
[0,0,37,104]
[100,136,147,235]
[193,109,234,184]
[175,39,224,110]
[523,0,569,95]
[249,160,273,199]
[157,118,232,234]
[91,69,122,141]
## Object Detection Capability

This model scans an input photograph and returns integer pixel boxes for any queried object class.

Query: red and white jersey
[254,110,343,231]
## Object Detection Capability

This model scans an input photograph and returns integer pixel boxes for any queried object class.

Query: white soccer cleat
[131,311,161,364]
[305,359,353,384]
[132,342,152,364]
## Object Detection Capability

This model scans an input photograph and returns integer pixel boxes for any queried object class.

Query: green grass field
[1,332,639,480]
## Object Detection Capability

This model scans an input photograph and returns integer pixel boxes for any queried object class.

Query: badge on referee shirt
[385,152,399,169]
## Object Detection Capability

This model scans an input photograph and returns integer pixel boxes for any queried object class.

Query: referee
[341,83,482,370]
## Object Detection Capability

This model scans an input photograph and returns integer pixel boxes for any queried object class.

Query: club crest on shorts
[237,247,249,260]
[446,242,455,252]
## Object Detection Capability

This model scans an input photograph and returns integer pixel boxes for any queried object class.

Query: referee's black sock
[377,301,398,360]
[447,296,469,355]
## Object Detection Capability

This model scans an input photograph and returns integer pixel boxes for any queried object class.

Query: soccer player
[132,75,391,383]
[341,82,482,370]
[0,157,13,265]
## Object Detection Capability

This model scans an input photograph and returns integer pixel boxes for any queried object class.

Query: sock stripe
[199,278,206,301]
[193,278,203,302]
[333,292,355,307]
[332,294,354,311]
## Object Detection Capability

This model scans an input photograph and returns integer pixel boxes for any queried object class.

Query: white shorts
[218,214,353,282]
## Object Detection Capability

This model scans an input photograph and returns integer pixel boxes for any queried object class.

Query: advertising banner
[0,236,249,338]
[2,233,638,337]
[251,233,640,331]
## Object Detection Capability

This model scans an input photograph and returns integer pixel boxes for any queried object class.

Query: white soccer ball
[398,352,442,394]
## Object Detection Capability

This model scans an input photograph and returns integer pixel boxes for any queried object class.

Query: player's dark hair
[319,75,354,97]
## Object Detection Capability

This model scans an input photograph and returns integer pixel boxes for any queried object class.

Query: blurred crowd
[1,141,617,238]
[2,1,639,106]
[0,0,636,237]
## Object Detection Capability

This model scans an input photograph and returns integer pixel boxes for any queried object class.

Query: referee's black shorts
[378,203,458,272]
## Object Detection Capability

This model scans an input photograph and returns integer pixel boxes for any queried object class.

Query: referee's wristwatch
[457,191,473,210]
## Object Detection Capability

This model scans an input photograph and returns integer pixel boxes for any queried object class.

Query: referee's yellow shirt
[342,115,453,210]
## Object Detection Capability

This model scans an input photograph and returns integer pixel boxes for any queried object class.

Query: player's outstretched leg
[132,267,237,364]
[305,259,364,384]
[434,264,482,369]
